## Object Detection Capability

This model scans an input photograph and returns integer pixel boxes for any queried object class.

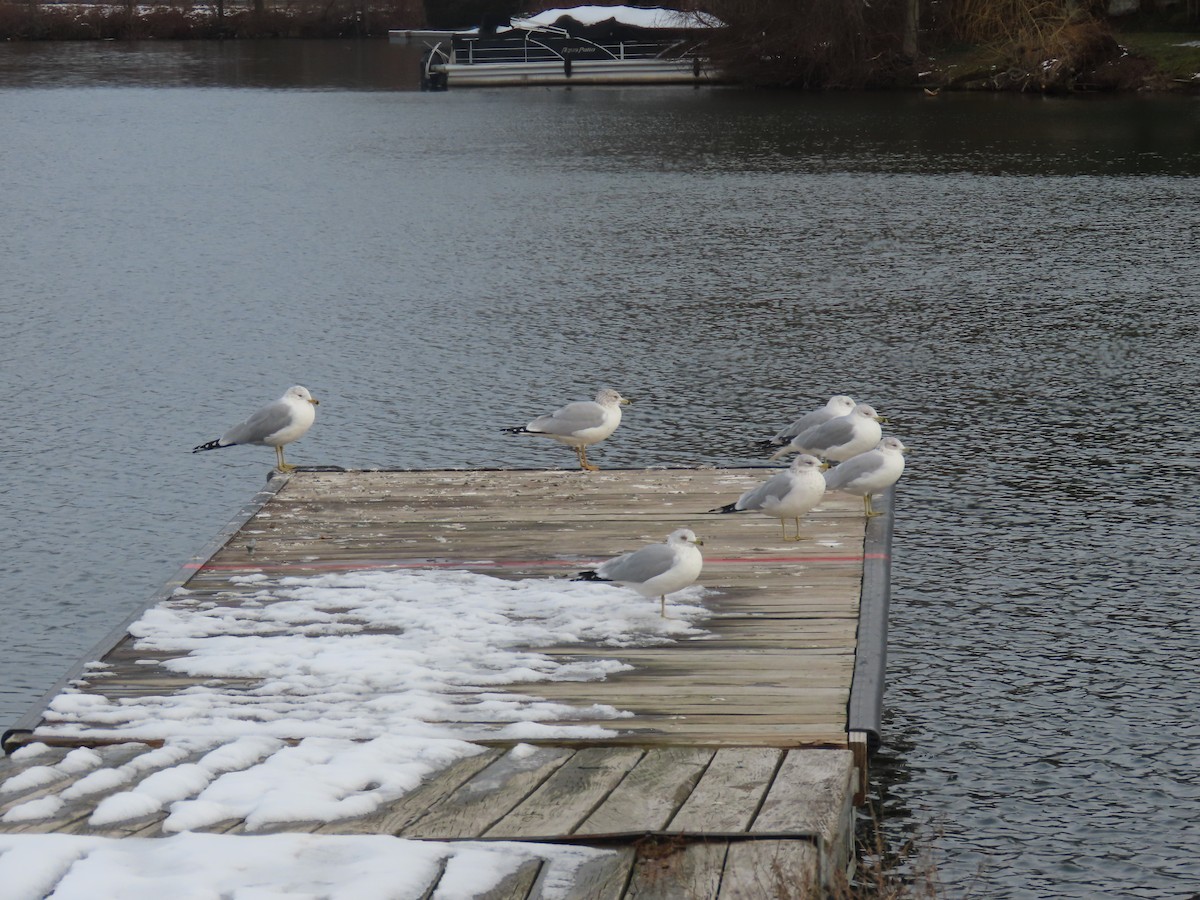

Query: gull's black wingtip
[709,502,739,514]
[192,438,224,453]
[573,570,607,583]
[502,426,529,435]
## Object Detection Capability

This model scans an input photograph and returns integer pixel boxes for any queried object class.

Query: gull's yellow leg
[865,495,879,517]
[276,445,296,473]
[577,446,599,472]
[660,595,667,618]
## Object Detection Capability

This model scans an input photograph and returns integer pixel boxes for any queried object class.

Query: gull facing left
[504,388,630,471]
[574,528,704,617]
[193,385,319,472]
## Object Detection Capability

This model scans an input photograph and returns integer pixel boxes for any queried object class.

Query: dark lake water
[2,39,1199,897]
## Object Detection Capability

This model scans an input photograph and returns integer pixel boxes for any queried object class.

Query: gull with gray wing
[823,436,908,517]
[192,385,319,472]
[769,403,885,463]
[767,394,856,447]
[504,388,630,471]
[574,528,704,617]
[711,455,826,541]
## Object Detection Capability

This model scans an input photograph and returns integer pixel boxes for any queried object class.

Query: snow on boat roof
[518,5,722,29]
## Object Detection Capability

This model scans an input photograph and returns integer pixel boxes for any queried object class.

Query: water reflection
[0,39,425,90]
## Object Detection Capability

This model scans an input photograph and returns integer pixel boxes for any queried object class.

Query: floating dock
[1,468,894,897]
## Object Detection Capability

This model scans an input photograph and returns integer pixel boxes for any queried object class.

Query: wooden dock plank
[575,747,714,835]
[53,746,214,838]
[531,848,636,900]
[717,841,819,898]
[752,750,856,886]
[473,858,544,900]
[400,745,575,839]
[484,747,645,839]
[626,840,727,900]
[667,748,782,834]
[0,743,157,833]
[310,749,502,836]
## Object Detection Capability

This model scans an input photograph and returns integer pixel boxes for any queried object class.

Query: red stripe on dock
[192,553,885,575]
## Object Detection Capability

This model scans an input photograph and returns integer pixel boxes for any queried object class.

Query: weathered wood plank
[667,748,782,834]
[751,750,856,887]
[459,857,543,900]
[52,746,215,837]
[625,839,727,900]
[575,747,714,835]
[311,749,502,835]
[401,745,574,839]
[485,747,644,839]
[0,743,156,834]
[717,841,820,899]
[529,847,635,900]
[0,746,79,810]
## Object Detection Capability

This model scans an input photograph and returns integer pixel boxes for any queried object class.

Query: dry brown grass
[828,805,945,900]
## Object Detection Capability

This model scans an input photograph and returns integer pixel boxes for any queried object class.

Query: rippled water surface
[2,40,1199,897]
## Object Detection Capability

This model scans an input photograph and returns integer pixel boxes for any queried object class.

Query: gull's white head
[853,403,882,421]
[878,437,907,453]
[667,528,703,547]
[596,388,631,407]
[285,386,320,406]
[790,454,824,472]
[827,395,856,413]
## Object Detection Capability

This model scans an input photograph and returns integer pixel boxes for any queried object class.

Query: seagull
[769,403,885,463]
[193,385,319,472]
[504,388,630,472]
[823,437,908,517]
[574,528,704,617]
[767,395,856,447]
[710,454,826,541]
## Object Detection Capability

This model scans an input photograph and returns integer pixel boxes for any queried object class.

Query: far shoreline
[3,4,1198,94]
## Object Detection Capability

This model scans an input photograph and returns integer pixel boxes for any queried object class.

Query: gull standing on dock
[574,528,704,617]
[766,394,856,447]
[504,388,630,472]
[769,403,885,463]
[710,454,827,541]
[192,385,319,472]
[823,437,908,517]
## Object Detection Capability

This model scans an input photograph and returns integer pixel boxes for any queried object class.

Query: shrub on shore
[0,1,419,40]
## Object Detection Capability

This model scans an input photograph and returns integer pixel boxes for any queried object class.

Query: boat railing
[451,37,693,65]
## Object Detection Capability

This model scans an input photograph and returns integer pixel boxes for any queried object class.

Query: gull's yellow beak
[310,397,320,406]
[819,461,832,471]
[694,537,704,546]
[620,396,632,405]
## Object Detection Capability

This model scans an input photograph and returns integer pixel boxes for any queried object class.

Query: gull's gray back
[738,471,792,510]
[797,417,855,452]
[824,452,880,490]
[531,400,605,435]
[224,401,292,445]
[599,543,675,583]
